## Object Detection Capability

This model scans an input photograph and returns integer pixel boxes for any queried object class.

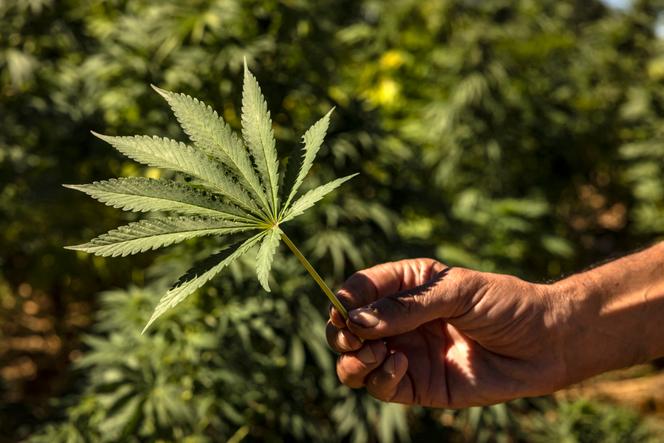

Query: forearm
[552,242,664,386]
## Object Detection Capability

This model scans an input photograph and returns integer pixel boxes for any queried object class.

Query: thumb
[346,267,484,340]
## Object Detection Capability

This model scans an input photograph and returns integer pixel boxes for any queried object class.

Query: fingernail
[383,354,396,376]
[357,346,376,365]
[349,308,379,327]
[339,330,351,349]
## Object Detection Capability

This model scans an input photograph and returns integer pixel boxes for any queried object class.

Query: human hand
[326,258,568,408]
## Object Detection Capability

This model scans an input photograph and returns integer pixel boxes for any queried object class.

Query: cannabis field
[2,0,664,441]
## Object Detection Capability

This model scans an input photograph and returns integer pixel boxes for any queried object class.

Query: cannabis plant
[65,61,355,332]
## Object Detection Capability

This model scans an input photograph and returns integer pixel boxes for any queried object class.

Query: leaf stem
[280,231,348,320]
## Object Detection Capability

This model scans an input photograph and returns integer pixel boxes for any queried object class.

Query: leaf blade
[142,232,266,333]
[152,86,271,214]
[256,227,282,292]
[282,108,334,215]
[242,61,280,218]
[151,85,233,165]
[92,133,263,216]
[282,174,359,223]
[64,178,256,222]
[66,216,258,257]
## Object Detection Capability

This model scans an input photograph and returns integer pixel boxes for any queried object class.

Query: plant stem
[280,231,349,320]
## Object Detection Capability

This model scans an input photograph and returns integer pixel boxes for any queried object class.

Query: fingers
[338,258,446,305]
[336,340,388,388]
[329,260,440,349]
[335,269,381,312]
[337,345,411,405]
[347,266,485,340]
[329,305,346,328]
[329,267,381,329]
[366,352,410,403]
[330,259,486,345]
[331,258,445,334]
[326,320,362,353]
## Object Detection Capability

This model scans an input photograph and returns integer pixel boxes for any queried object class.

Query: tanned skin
[326,243,664,407]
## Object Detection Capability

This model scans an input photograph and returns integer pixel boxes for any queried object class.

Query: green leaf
[151,86,271,214]
[282,174,359,223]
[69,71,358,332]
[64,178,256,222]
[151,85,233,165]
[92,133,262,216]
[242,61,280,218]
[256,227,282,292]
[66,217,257,257]
[281,108,334,215]
[142,232,265,333]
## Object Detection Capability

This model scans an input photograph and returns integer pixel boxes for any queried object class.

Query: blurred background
[2,0,664,441]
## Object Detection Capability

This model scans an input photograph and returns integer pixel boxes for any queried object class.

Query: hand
[326,258,569,408]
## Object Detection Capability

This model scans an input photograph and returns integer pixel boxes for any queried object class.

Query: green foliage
[3,0,664,441]
[241,62,281,217]
[67,67,356,331]
[282,175,358,223]
[66,217,256,257]
[526,399,652,443]
[145,233,263,333]
[64,178,250,218]
[89,133,262,216]
[282,109,334,213]
[256,227,282,291]
[30,270,410,442]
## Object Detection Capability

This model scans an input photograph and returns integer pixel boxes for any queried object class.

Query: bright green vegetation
[66,62,355,331]
[3,0,664,441]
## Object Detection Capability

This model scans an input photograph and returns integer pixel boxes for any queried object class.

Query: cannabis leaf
[66,60,357,332]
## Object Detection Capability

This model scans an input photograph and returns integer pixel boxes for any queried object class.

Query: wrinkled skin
[326,258,569,408]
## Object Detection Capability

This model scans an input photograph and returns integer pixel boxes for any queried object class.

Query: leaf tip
[64,244,87,252]
[150,84,170,99]
[142,304,165,334]
[141,318,155,335]
[242,56,255,81]
[90,130,111,143]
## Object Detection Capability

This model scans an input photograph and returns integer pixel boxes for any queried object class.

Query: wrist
[549,267,657,388]
[547,275,598,387]
[539,279,585,390]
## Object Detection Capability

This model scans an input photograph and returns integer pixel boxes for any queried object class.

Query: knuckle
[338,270,375,306]
[336,355,365,388]
[447,267,481,294]
[325,322,336,340]
[343,270,369,291]
[326,326,346,353]
[336,357,352,385]
[447,266,474,282]
[421,258,445,274]
[367,382,392,402]
[450,268,486,284]
[329,308,347,328]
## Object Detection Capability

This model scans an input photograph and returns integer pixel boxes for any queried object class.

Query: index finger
[329,271,381,328]
[329,304,347,328]
[336,259,447,312]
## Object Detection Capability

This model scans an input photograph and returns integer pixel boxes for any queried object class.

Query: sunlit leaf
[68,65,356,331]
